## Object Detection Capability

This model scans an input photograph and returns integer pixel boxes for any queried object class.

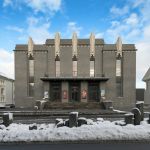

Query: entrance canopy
[40,77,109,81]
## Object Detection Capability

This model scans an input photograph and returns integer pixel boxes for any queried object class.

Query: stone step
[44,102,104,109]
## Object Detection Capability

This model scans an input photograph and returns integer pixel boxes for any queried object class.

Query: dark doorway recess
[50,82,61,102]
[69,82,80,102]
[88,82,100,102]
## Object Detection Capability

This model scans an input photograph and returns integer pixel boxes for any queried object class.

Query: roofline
[0,75,14,82]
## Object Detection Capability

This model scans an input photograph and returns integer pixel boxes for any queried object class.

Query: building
[0,74,14,108]
[136,88,145,101]
[14,33,136,110]
[143,68,150,105]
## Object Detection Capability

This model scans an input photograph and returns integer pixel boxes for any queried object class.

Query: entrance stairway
[44,102,104,109]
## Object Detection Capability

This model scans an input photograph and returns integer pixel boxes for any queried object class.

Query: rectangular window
[29,60,34,77]
[1,88,4,95]
[116,58,123,97]
[56,61,60,77]
[90,61,95,77]
[73,61,77,77]
[28,59,34,97]
[116,59,121,76]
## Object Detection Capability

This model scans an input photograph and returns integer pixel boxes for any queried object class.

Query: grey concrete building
[0,74,14,107]
[14,33,136,110]
[143,68,150,105]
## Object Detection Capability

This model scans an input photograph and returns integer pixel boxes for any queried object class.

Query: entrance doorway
[50,82,61,102]
[88,82,100,102]
[69,82,80,102]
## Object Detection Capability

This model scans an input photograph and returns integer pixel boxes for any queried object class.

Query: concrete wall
[5,80,14,105]
[48,46,55,77]
[78,46,90,77]
[14,51,32,107]
[145,81,150,105]
[34,51,48,100]
[102,50,136,110]
[60,47,72,77]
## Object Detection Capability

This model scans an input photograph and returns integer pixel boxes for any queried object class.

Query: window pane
[56,61,60,77]
[90,61,95,77]
[73,61,77,77]
[28,59,34,97]
[29,60,34,77]
[116,59,121,76]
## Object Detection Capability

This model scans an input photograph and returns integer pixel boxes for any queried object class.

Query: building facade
[0,74,14,107]
[14,33,136,109]
[143,68,150,105]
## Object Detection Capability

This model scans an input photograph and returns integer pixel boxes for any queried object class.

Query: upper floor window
[72,55,77,77]
[55,55,60,77]
[116,56,123,97]
[28,56,34,97]
[1,88,4,95]
[0,80,4,85]
[90,55,95,77]
[73,61,77,77]
[116,59,121,77]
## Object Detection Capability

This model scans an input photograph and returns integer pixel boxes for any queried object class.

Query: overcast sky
[0,0,150,88]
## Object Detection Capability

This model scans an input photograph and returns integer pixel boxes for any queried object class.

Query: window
[55,55,60,77]
[0,80,4,85]
[73,61,77,77]
[28,57,34,97]
[116,57,123,97]
[116,59,121,76]
[56,61,60,77]
[90,61,95,77]
[29,59,34,77]
[1,88,4,95]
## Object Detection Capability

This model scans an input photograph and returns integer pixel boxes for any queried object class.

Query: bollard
[55,118,63,125]
[64,119,69,127]
[131,108,141,125]
[56,121,64,128]
[78,117,87,127]
[124,113,134,125]
[69,112,78,128]
[29,124,37,130]
[103,101,113,110]
[3,113,13,127]
[136,101,144,121]
[35,100,46,110]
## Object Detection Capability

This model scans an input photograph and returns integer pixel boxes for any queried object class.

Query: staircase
[44,102,104,110]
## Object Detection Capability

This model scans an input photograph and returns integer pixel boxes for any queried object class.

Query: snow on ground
[113,109,126,113]
[0,119,150,142]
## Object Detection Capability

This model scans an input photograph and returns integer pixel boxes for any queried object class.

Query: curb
[1,140,150,145]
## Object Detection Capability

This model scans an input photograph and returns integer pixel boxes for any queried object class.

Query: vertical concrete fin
[28,37,34,57]
[55,32,60,57]
[90,33,95,56]
[72,32,78,57]
[116,36,122,57]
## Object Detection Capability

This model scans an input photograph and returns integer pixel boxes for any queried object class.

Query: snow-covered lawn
[0,119,150,142]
